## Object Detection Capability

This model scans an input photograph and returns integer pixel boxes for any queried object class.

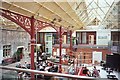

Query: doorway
[89,35,94,44]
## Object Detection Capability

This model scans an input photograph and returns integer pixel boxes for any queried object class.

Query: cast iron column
[70,30,72,56]
[59,26,62,73]
[30,16,35,78]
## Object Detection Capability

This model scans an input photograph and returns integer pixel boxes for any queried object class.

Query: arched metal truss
[0,8,66,35]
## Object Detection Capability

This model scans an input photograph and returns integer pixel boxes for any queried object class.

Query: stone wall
[0,28,30,56]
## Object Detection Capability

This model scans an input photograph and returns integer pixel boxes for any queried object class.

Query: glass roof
[71,0,115,26]
[0,0,119,30]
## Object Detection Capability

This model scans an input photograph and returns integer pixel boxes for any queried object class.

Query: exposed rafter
[54,2,81,27]
[34,1,76,28]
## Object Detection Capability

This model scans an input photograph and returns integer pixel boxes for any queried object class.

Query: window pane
[82,32,86,44]
[3,45,11,58]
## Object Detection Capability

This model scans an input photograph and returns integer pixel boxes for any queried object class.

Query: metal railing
[0,66,98,80]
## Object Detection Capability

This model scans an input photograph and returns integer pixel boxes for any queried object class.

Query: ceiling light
[53,18,56,21]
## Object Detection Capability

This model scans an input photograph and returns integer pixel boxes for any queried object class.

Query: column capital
[30,38,35,43]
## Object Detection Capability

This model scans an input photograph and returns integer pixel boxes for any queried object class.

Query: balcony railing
[0,66,99,80]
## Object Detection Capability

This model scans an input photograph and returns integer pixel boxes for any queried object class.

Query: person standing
[92,66,100,78]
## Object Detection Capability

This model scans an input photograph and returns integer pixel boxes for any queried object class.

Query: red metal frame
[0,9,61,34]
[0,9,31,34]
[0,8,66,77]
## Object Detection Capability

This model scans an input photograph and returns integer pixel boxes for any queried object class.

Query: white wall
[0,29,3,64]
[39,27,56,32]
[96,29,111,45]
[0,50,3,64]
